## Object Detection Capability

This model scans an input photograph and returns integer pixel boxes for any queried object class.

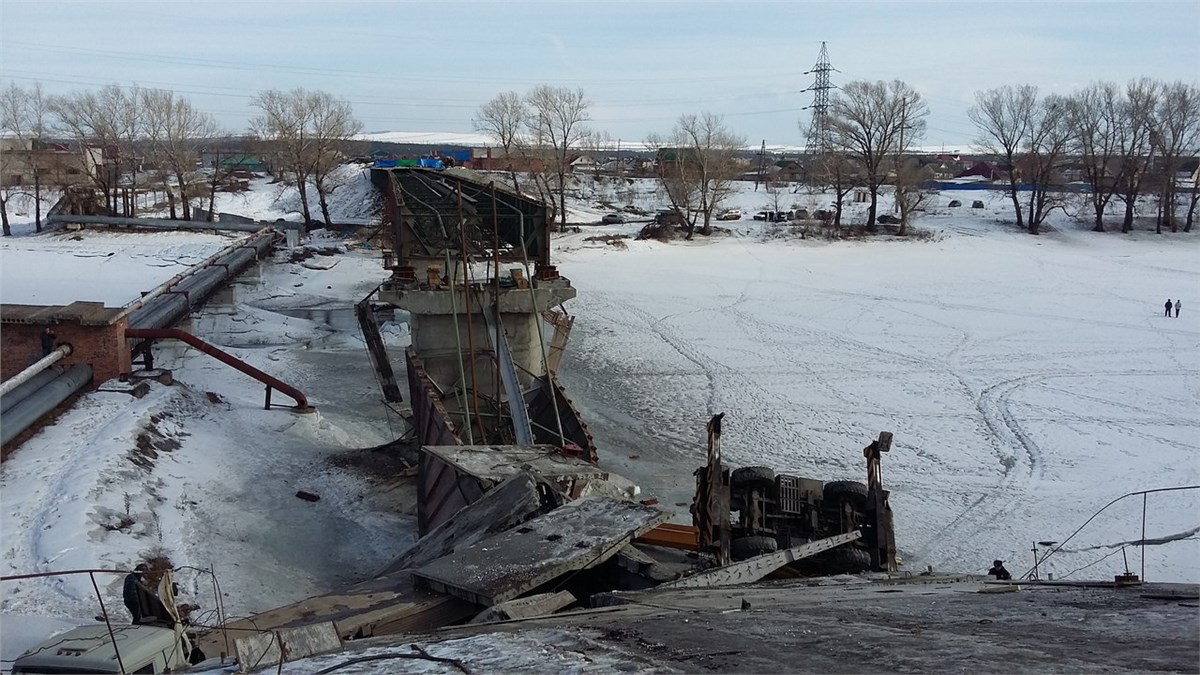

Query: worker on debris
[987,559,1012,581]
[123,563,151,624]
[39,326,57,357]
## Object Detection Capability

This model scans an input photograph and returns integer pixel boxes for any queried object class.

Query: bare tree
[0,139,13,235]
[525,86,590,231]
[307,91,362,226]
[969,85,1037,230]
[813,152,858,228]
[142,89,219,220]
[893,161,935,235]
[644,133,699,235]
[0,83,52,233]
[201,138,246,221]
[1149,82,1200,233]
[49,85,142,216]
[1112,78,1161,232]
[473,91,527,195]
[0,84,26,235]
[251,88,315,224]
[827,79,928,228]
[1021,94,1072,235]
[646,112,745,238]
[1067,82,1124,232]
[251,88,360,227]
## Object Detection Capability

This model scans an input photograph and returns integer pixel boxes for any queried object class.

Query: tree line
[0,83,361,235]
[969,79,1200,234]
[5,76,1195,239]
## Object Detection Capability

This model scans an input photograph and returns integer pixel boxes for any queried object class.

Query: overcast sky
[2,1,1198,150]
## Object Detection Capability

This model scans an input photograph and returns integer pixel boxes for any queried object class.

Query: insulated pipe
[45,213,271,233]
[126,233,277,330]
[0,366,63,414]
[0,344,73,398]
[117,229,278,321]
[123,328,311,410]
[0,364,93,446]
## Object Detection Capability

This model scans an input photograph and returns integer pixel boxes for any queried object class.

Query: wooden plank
[411,497,669,607]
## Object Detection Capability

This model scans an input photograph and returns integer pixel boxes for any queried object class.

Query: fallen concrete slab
[411,497,670,606]
[418,444,625,532]
[378,471,544,576]
[470,590,577,624]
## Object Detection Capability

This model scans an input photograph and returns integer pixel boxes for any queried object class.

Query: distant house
[466,146,545,173]
[217,154,269,173]
[772,160,804,181]
[956,161,1002,181]
[567,154,598,173]
[0,138,102,187]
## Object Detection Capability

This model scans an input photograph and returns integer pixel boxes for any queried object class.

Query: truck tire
[817,546,873,574]
[731,535,779,561]
[731,466,776,491]
[823,480,868,507]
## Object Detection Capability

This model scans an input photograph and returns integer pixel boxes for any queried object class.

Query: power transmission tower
[801,42,836,159]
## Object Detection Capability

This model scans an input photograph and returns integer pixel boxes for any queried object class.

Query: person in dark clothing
[987,559,1012,580]
[1165,299,1174,317]
[1174,299,1181,318]
[123,563,150,624]
[39,327,57,357]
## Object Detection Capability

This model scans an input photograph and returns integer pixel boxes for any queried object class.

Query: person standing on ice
[1165,299,1173,317]
[1174,299,1181,317]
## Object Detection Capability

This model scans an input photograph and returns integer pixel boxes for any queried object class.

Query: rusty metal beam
[635,523,699,551]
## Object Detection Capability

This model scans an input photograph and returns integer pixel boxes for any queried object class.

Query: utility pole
[755,140,766,191]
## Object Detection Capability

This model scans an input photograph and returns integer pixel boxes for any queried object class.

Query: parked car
[654,209,684,225]
[601,213,625,224]
[754,210,793,223]
[718,209,743,221]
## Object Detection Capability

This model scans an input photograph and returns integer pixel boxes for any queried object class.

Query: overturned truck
[694,414,897,575]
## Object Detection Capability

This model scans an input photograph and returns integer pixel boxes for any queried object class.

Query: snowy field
[2,170,1198,666]
[555,189,1200,583]
[0,229,249,306]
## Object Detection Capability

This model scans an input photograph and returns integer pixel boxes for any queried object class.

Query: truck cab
[12,623,195,674]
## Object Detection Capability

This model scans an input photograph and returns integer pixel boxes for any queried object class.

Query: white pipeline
[0,344,73,398]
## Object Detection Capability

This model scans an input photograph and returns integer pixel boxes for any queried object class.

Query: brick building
[2,303,131,385]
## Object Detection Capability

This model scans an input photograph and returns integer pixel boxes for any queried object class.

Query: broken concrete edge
[233,622,342,673]
[410,497,671,607]
[377,470,544,576]
[469,590,577,624]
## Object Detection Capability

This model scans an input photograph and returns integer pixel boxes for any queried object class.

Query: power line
[3,41,806,88]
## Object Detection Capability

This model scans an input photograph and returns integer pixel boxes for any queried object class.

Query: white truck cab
[11,623,194,674]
